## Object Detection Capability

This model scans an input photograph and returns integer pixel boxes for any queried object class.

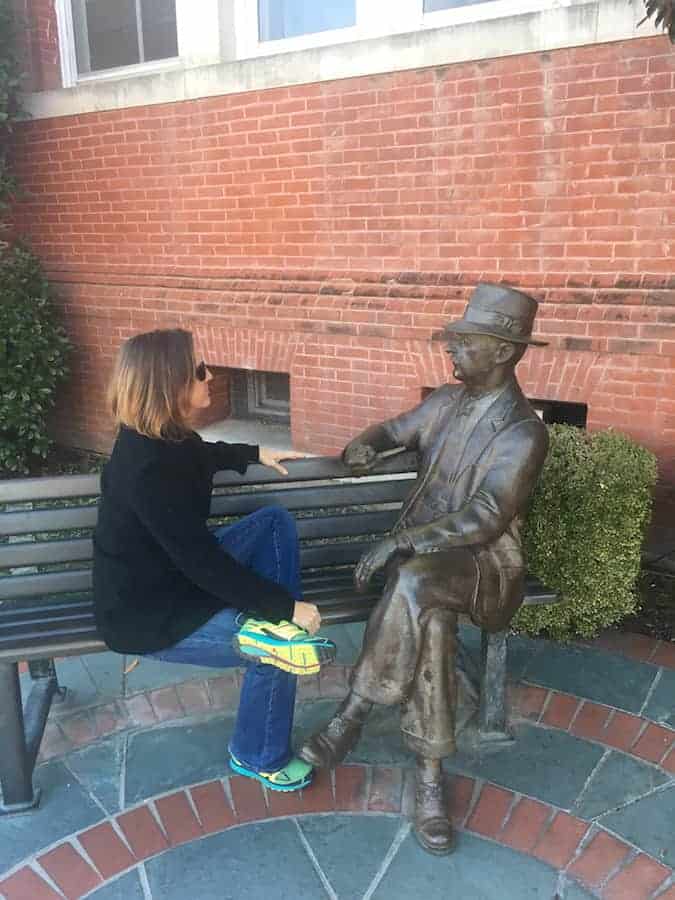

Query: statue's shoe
[413,778,455,856]
[298,714,364,768]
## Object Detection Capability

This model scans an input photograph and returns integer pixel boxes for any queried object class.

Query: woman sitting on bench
[93,328,335,792]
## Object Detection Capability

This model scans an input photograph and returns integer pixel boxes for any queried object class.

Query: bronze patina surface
[300,282,550,855]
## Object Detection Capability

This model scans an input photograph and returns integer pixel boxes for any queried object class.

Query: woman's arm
[131,458,296,623]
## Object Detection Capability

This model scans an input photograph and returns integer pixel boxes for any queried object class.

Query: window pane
[423,0,494,11]
[258,0,356,41]
[141,0,178,61]
[84,0,140,71]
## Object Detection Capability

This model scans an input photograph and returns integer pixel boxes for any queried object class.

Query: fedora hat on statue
[443,282,548,347]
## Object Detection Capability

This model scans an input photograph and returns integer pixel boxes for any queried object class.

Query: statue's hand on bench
[343,441,378,476]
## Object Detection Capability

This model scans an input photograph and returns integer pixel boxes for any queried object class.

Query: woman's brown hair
[108,329,198,440]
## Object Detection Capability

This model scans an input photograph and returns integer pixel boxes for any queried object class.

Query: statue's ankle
[416,756,442,784]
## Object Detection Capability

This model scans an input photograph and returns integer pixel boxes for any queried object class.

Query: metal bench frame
[0,453,558,815]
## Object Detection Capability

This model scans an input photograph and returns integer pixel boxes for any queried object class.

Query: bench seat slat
[0,636,105,663]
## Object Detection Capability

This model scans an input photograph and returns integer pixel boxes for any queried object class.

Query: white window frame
[55,0,189,88]
[233,0,582,61]
[55,0,603,90]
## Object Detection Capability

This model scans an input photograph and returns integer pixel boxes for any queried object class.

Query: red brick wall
[13,0,61,92]
[10,37,675,495]
[191,367,231,429]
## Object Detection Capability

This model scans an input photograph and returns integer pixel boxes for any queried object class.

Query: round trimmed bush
[0,244,70,473]
[515,424,657,640]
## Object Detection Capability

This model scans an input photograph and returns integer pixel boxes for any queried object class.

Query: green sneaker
[229,751,313,792]
[232,618,336,676]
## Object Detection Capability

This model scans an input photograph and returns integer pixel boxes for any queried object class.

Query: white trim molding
[31,0,660,120]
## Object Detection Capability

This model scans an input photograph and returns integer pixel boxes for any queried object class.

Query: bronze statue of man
[300,283,549,855]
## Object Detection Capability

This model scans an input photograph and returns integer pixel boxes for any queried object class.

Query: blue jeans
[145,506,302,773]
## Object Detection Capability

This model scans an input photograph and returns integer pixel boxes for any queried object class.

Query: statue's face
[445,332,505,384]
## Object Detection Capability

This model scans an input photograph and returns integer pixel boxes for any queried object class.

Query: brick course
[9,35,675,490]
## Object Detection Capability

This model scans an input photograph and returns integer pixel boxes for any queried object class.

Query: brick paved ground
[1,623,673,899]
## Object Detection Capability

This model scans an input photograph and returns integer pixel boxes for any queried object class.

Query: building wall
[10,35,675,494]
[12,0,61,92]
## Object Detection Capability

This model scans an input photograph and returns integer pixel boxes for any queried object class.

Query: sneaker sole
[229,757,313,792]
[232,634,335,676]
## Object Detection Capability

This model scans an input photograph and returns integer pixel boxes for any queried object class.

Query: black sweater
[93,426,295,654]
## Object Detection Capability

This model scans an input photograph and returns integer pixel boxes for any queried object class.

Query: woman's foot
[229,751,313,792]
[233,618,336,676]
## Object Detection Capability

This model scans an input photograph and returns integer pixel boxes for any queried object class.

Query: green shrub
[0,0,24,209]
[0,245,71,473]
[515,424,657,640]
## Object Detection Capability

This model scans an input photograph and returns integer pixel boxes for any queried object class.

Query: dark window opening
[530,399,587,428]
[421,387,587,428]
[73,0,178,74]
[229,370,290,425]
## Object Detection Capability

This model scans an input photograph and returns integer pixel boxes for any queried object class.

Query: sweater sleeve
[198,438,260,476]
[130,458,295,623]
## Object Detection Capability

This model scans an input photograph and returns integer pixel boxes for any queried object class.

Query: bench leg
[29,658,67,703]
[0,662,41,814]
[478,630,515,747]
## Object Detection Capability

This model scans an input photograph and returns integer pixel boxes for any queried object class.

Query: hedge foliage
[515,424,657,640]
[0,245,71,473]
[0,0,23,209]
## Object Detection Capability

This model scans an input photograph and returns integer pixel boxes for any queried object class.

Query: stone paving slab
[520,641,660,714]
[0,762,103,874]
[297,813,401,898]
[64,736,126,816]
[599,784,675,869]
[87,870,146,900]
[372,829,582,899]
[643,668,675,728]
[125,718,235,805]
[144,819,330,899]
[573,750,670,820]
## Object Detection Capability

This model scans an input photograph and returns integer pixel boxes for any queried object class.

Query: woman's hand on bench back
[259,448,308,476]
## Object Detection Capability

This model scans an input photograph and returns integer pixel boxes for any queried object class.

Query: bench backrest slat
[0,507,400,570]
[0,506,98,536]
[0,473,101,503]
[209,478,413,517]
[0,537,93,568]
[0,570,93,600]
[0,455,419,607]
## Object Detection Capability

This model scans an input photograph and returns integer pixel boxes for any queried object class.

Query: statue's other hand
[354,537,397,592]
[343,442,378,475]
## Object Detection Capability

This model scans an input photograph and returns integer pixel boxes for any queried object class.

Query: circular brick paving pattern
[0,765,673,899]
[3,631,674,899]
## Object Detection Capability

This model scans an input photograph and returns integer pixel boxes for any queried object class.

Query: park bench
[0,452,558,814]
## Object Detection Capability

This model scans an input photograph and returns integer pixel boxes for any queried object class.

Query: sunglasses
[195,361,208,381]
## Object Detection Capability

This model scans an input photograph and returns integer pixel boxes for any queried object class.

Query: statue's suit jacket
[356,378,549,631]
